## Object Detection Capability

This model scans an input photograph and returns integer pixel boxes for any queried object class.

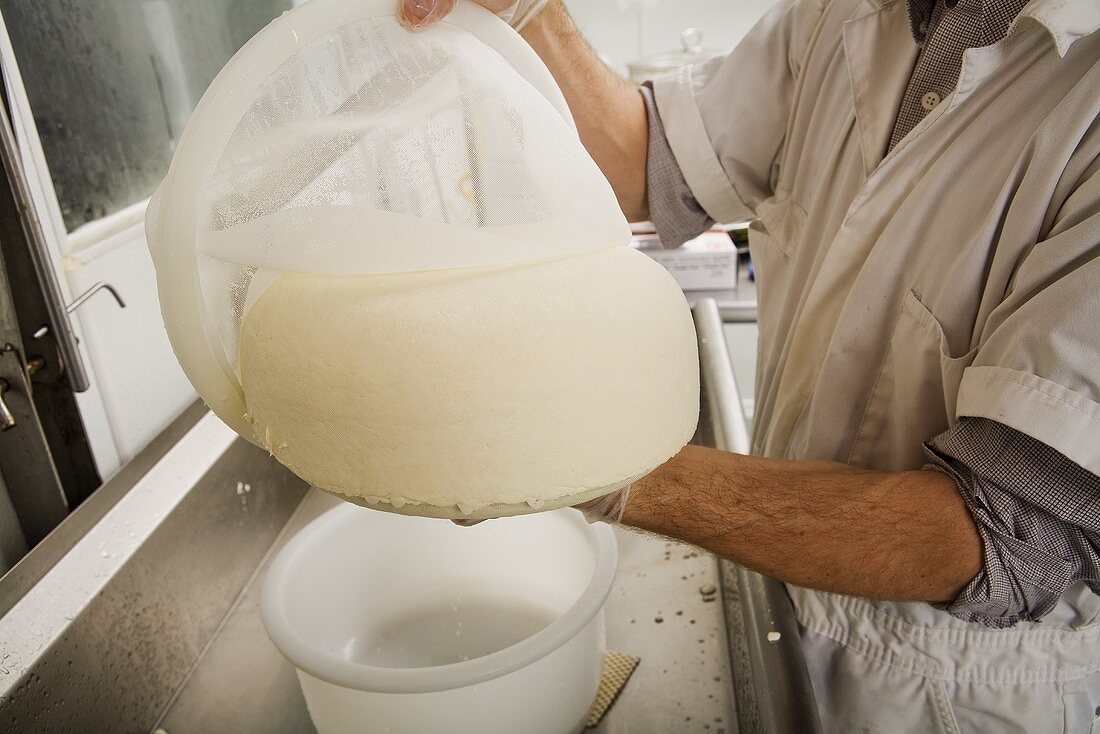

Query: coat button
[921,91,942,111]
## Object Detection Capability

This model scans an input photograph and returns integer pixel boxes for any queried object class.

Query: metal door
[0,80,102,560]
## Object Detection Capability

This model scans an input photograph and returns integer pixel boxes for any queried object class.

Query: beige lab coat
[652,0,1100,729]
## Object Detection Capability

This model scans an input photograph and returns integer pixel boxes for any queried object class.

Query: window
[1,0,291,230]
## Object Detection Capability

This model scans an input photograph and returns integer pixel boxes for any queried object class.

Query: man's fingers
[400,0,436,27]
[400,0,456,30]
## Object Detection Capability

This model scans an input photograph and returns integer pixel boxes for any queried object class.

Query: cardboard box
[631,229,739,291]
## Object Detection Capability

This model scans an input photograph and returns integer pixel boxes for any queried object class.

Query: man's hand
[452,487,628,526]
[575,486,631,524]
[400,0,550,31]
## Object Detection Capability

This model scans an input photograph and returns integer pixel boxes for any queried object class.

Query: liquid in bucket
[346,592,559,668]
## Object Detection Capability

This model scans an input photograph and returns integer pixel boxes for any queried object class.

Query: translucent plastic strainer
[146,0,630,441]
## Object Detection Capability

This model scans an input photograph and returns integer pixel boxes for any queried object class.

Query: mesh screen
[200,18,610,256]
[168,12,626,378]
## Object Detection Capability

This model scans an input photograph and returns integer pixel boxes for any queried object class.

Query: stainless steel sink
[0,299,818,734]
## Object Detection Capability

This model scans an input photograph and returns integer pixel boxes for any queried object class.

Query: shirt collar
[905,0,933,42]
[904,0,1100,57]
[1015,0,1100,57]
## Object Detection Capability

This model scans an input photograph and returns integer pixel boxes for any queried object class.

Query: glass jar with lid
[627,28,721,84]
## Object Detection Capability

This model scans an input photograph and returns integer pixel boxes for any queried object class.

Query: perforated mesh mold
[146,0,629,439]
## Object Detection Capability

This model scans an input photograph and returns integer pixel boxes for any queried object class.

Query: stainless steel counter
[0,299,817,734]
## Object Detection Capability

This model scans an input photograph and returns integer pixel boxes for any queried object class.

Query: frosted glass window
[1,0,290,231]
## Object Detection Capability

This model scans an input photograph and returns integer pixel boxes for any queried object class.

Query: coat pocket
[848,290,978,470]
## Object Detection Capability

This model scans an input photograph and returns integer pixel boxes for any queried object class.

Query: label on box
[631,230,738,291]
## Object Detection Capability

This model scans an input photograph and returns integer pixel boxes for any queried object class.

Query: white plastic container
[632,230,739,291]
[261,505,618,734]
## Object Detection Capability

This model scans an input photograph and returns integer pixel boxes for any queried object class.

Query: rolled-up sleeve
[955,166,1100,475]
[647,0,824,226]
[930,152,1100,626]
[641,84,712,248]
[924,418,1100,627]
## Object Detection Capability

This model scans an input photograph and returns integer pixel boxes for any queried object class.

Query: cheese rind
[239,245,699,515]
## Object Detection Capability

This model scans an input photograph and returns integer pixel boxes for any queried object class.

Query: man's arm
[623,445,983,602]
[518,3,648,220]
[401,0,649,220]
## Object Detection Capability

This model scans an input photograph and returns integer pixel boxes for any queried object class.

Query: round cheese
[239,245,699,517]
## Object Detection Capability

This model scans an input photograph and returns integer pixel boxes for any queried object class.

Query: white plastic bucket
[261,504,618,734]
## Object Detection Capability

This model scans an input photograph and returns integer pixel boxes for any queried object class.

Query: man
[402,0,1100,730]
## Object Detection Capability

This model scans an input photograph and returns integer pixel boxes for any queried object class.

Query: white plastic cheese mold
[147,0,698,519]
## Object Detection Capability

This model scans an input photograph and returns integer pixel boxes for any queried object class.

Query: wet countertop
[153,489,737,734]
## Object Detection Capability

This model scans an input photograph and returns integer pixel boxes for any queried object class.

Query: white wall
[64,213,196,471]
[564,0,778,74]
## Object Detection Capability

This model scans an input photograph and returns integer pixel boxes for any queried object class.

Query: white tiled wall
[65,227,196,468]
[565,0,778,74]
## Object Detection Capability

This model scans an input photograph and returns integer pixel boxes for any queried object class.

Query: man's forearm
[520,2,649,220]
[625,445,983,602]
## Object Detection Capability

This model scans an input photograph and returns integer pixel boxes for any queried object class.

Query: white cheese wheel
[239,245,699,518]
